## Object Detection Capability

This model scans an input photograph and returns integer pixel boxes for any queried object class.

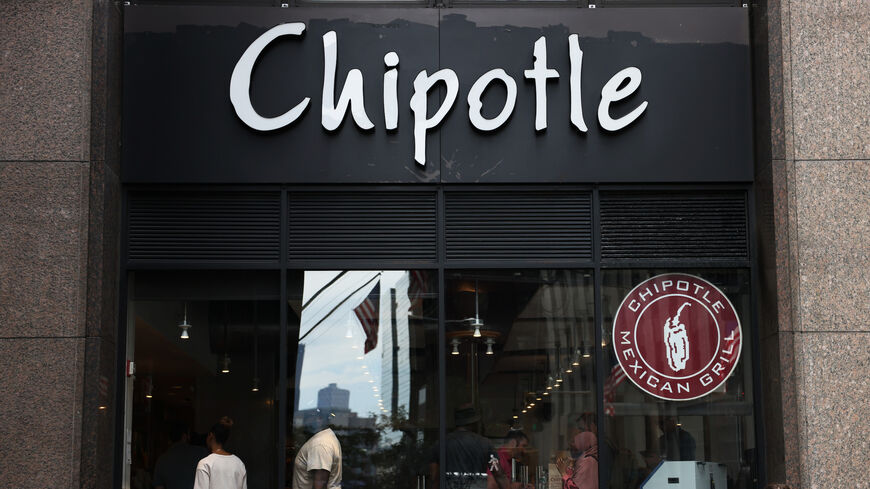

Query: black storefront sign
[123,6,751,184]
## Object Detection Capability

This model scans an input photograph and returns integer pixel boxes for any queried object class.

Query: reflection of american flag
[354,283,380,354]
[407,270,427,308]
[603,363,627,417]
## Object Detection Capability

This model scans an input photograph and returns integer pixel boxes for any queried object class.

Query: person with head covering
[556,432,598,489]
[193,417,247,489]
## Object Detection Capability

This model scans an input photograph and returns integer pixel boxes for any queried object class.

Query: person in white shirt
[194,417,247,489]
[293,411,342,489]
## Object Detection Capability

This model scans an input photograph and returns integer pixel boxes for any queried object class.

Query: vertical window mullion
[278,188,289,487]
[437,187,447,489]
[592,186,608,489]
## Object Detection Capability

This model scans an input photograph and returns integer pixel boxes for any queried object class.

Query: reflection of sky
[297,271,410,419]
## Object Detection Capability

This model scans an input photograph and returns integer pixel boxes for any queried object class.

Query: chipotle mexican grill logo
[612,274,742,401]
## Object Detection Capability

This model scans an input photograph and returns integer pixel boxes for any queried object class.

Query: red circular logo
[612,274,742,401]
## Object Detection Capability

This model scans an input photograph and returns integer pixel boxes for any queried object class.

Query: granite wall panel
[0,338,85,489]
[85,161,120,342]
[776,0,795,162]
[794,332,870,489]
[795,160,870,332]
[79,337,116,489]
[765,0,788,161]
[88,0,123,175]
[0,162,90,338]
[790,0,870,160]
[0,0,91,162]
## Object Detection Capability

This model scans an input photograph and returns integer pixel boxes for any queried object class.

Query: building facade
[0,1,867,489]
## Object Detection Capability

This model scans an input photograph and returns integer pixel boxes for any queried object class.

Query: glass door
[123,271,281,489]
[442,270,597,489]
[287,270,439,489]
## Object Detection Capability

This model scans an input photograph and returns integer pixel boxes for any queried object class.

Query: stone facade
[0,1,122,488]
[754,0,870,488]
[0,1,867,488]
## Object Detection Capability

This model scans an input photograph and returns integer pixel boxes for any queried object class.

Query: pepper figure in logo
[612,274,742,401]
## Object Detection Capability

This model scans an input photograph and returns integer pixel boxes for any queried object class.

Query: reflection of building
[318,383,350,411]
[381,278,413,420]
[295,344,305,413]
[295,383,376,431]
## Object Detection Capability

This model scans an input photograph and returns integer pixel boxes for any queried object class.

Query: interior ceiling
[135,317,211,378]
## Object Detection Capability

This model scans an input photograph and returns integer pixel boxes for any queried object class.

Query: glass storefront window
[125,271,280,489]
[123,267,757,489]
[600,269,755,489]
[443,270,597,489]
[288,270,439,489]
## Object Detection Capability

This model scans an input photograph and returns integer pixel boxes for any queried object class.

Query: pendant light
[471,279,483,337]
[451,338,461,355]
[178,302,192,339]
[221,305,231,374]
[485,338,495,355]
[251,301,259,392]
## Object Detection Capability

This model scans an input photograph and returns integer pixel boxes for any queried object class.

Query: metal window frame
[115,182,766,489]
[122,0,743,8]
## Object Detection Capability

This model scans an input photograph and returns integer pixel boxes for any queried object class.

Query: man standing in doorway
[658,416,696,461]
[294,410,343,489]
[153,421,209,489]
[429,404,511,489]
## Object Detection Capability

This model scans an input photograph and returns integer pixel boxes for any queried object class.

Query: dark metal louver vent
[600,192,748,260]
[127,191,281,263]
[445,191,593,261]
[288,192,437,262]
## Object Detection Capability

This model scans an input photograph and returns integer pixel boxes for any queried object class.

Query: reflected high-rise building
[296,383,376,431]
[318,383,350,411]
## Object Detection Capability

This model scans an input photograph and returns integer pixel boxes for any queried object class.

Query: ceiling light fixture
[179,302,192,339]
[221,353,231,374]
[451,338,461,355]
[471,279,484,337]
[485,338,495,355]
[251,302,259,392]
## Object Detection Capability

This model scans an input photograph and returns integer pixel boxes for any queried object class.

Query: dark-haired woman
[194,417,248,489]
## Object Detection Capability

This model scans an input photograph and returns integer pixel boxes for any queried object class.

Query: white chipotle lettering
[229,26,649,166]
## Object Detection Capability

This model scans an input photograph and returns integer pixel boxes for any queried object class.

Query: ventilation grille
[445,191,592,261]
[600,192,748,260]
[288,192,437,262]
[127,191,281,263]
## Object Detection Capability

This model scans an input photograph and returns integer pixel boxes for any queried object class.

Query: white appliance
[640,461,728,489]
